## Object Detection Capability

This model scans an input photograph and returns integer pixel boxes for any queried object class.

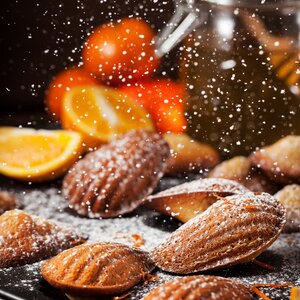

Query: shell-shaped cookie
[275,184,300,232]
[41,242,155,296]
[151,193,286,274]
[163,133,220,174]
[209,156,251,181]
[63,130,170,218]
[208,156,277,194]
[146,178,250,222]
[142,276,253,300]
[250,135,300,184]
[0,209,86,268]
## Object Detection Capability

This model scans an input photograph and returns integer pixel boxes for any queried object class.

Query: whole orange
[82,18,159,85]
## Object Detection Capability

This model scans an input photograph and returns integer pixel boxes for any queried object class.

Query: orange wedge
[291,287,300,300]
[0,127,83,182]
[61,86,154,149]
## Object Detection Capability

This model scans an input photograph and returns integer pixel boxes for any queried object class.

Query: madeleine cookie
[143,276,253,300]
[163,133,220,174]
[41,242,155,296]
[146,178,249,222]
[275,184,300,232]
[63,130,170,218]
[151,193,285,274]
[250,135,300,184]
[209,156,277,194]
[0,210,86,268]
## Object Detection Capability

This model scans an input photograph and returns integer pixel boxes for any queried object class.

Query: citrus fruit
[46,67,98,119]
[0,127,83,181]
[61,86,154,149]
[291,287,300,300]
[82,18,159,85]
[120,79,187,133]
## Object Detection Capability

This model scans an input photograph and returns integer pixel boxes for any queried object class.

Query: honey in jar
[161,0,300,157]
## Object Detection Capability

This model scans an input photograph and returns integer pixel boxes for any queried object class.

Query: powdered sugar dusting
[0,181,299,299]
[63,130,170,218]
[42,242,155,292]
[152,192,287,274]
[0,209,85,268]
[250,135,300,183]
[225,192,286,224]
[21,188,169,248]
[142,275,252,299]
[148,178,250,200]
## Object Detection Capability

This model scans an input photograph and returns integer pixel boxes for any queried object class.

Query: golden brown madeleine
[151,193,286,274]
[0,191,18,214]
[146,178,249,223]
[275,184,300,232]
[209,156,250,181]
[163,133,220,174]
[63,130,170,218]
[41,242,155,296]
[208,156,277,194]
[250,135,300,184]
[0,210,86,268]
[142,276,253,300]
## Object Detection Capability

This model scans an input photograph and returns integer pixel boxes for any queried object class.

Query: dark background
[0,0,176,113]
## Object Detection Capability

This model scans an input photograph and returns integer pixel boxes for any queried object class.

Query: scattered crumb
[0,182,299,299]
[131,234,145,247]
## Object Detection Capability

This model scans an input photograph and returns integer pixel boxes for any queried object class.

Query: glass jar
[158,0,300,158]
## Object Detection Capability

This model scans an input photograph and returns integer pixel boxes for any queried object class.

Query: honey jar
[157,0,300,157]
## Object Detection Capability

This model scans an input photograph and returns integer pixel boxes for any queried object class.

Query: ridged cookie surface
[63,130,170,218]
[147,178,249,199]
[146,178,249,222]
[142,275,253,300]
[0,209,86,268]
[41,242,155,296]
[152,193,286,274]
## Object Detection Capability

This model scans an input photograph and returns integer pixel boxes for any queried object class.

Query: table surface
[0,112,299,300]
[0,175,299,300]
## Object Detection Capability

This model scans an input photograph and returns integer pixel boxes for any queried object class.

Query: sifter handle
[155,3,204,58]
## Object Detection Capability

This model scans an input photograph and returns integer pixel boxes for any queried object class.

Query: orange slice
[0,127,83,182]
[61,86,154,149]
[291,287,300,300]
